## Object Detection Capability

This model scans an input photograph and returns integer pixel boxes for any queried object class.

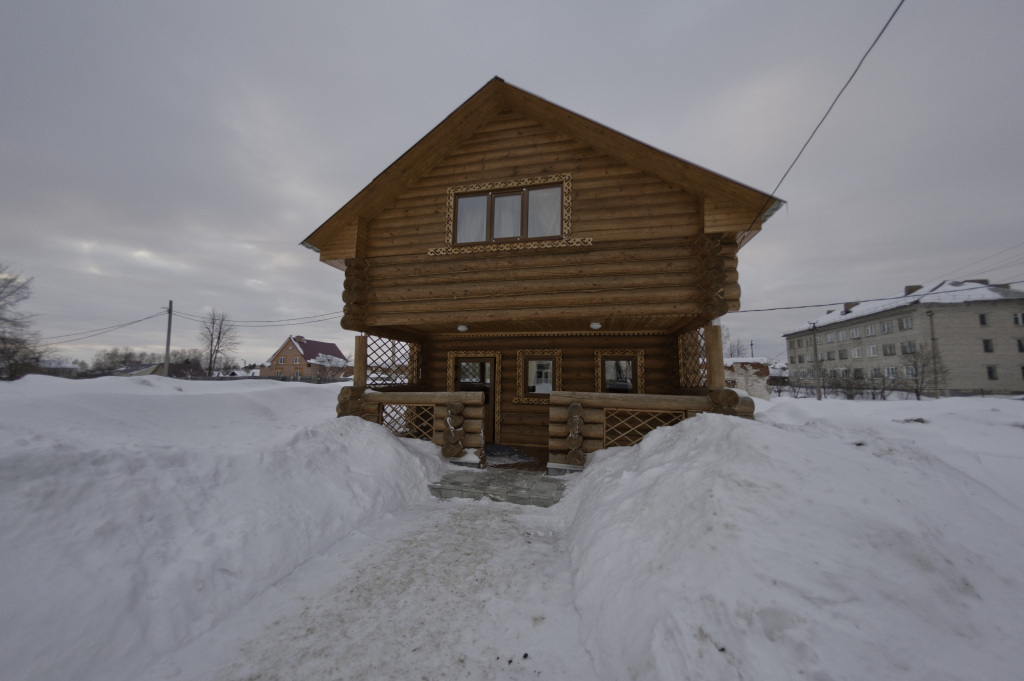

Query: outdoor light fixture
[457,324,468,332]
[590,322,602,330]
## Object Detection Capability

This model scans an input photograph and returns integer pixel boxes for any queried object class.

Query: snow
[786,279,1024,333]
[3,377,1024,680]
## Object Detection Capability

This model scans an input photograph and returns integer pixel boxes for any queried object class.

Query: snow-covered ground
[2,376,1023,680]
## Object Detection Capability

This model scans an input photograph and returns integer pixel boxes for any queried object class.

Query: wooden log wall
[337,110,744,331]
[423,333,681,451]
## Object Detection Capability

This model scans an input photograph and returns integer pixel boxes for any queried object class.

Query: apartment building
[783,280,1024,396]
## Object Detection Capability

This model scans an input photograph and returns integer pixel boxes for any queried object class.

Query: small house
[302,78,782,470]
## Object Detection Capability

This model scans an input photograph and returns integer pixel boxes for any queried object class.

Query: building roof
[301,77,785,266]
[784,280,1024,335]
[263,336,347,367]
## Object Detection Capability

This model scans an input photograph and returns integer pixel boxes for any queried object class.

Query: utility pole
[811,322,822,400]
[750,340,754,358]
[163,300,172,378]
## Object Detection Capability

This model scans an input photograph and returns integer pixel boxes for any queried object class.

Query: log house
[304,78,782,471]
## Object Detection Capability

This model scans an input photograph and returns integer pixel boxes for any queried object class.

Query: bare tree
[0,265,45,380]
[898,342,947,400]
[311,354,348,383]
[199,310,240,376]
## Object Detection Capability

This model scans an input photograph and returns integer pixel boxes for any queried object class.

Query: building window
[840,368,850,378]
[817,352,824,361]
[983,339,994,353]
[1018,339,1024,352]
[825,332,835,343]
[987,366,998,380]
[851,347,862,358]
[455,184,563,244]
[516,350,561,402]
[885,367,898,379]
[853,368,864,379]
[850,328,861,339]
[1014,313,1023,325]
[904,366,917,378]
[789,340,795,349]
[901,341,916,354]
[797,338,804,348]
[797,355,805,364]
[870,367,882,379]
[275,369,282,377]
[898,316,914,331]
[826,351,835,360]
[294,356,301,364]
[838,349,848,360]
[979,313,988,326]
[790,355,797,364]
[599,356,637,393]
[880,321,893,334]
[867,345,878,357]
[295,370,302,378]
[865,324,876,336]
[882,344,896,356]
[278,357,285,364]
[838,330,847,341]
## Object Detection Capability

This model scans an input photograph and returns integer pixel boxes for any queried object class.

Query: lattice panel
[604,409,686,448]
[379,404,434,441]
[678,327,708,388]
[367,336,420,387]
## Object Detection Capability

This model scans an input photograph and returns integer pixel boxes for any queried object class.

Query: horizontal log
[364,301,708,327]
[366,272,719,305]
[549,390,713,412]
[463,433,483,448]
[548,437,604,452]
[549,406,604,423]
[549,422,605,439]
[361,402,380,416]
[363,390,485,405]
[432,404,485,419]
[708,388,740,408]
[433,418,483,434]
[736,396,755,414]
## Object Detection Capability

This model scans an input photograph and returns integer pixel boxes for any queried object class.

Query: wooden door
[455,356,495,443]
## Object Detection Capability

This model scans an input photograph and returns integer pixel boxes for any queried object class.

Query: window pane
[456,195,487,243]
[527,359,553,394]
[493,194,521,239]
[527,186,561,238]
[604,359,634,393]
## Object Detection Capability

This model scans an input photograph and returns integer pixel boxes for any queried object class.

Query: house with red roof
[260,336,348,381]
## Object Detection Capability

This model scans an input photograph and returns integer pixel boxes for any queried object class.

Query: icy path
[142,497,596,681]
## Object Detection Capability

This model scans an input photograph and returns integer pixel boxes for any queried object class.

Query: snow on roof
[784,280,1024,335]
[262,335,347,365]
[723,356,770,367]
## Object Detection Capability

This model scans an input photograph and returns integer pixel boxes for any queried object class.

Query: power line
[171,310,343,328]
[738,0,907,245]
[40,311,166,344]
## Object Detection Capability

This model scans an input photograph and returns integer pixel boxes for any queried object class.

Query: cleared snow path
[143,497,597,681]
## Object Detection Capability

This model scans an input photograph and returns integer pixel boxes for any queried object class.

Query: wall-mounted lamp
[457,324,468,332]
[589,322,602,330]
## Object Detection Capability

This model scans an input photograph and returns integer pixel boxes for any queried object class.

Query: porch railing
[338,387,485,459]
[547,389,753,468]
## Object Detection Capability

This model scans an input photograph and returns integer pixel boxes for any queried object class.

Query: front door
[455,356,495,444]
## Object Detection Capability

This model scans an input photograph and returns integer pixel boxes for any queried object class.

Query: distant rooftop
[784,280,1024,335]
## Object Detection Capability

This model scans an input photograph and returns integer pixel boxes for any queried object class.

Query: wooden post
[354,335,367,388]
[704,323,726,390]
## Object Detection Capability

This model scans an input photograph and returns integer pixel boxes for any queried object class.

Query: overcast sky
[3,0,1023,365]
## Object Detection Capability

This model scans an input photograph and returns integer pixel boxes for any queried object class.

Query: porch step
[428,469,567,507]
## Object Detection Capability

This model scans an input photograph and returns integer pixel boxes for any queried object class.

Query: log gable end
[304,78,783,339]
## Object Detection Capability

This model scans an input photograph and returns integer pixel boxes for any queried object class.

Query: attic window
[431,174,590,256]
[455,184,562,243]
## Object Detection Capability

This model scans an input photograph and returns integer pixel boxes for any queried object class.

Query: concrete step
[428,468,567,507]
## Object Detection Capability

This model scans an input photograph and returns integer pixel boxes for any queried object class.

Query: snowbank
[562,397,1024,681]
[0,376,444,681]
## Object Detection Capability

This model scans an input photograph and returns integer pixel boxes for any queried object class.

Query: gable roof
[784,280,1024,335]
[263,336,347,367]
[301,77,784,264]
